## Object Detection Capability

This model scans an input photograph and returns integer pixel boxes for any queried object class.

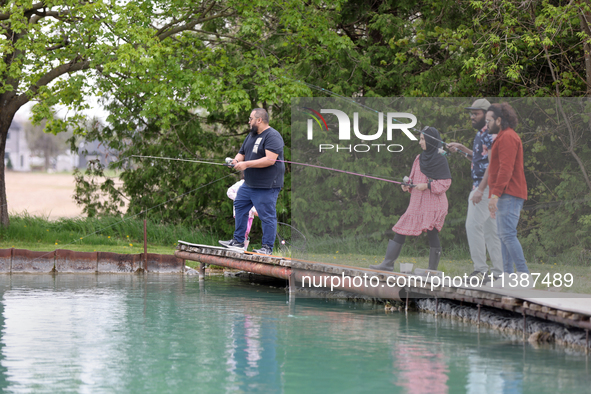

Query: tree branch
[14,59,92,109]
[155,1,218,37]
[192,29,278,59]
[0,2,45,20]
[156,10,235,41]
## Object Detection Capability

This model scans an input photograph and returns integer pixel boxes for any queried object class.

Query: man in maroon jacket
[486,103,532,287]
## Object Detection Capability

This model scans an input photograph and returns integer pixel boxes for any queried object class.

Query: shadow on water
[0,274,588,393]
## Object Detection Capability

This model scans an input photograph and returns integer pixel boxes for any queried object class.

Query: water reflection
[0,275,587,393]
[395,341,449,394]
[1,276,131,393]
[226,315,280,392]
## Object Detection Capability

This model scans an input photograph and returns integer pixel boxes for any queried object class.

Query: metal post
[405,290,409,313]
[288,269,296,316]
[477,304,481,326]
[199,262,206,280]
[435,297,439,315]
[586,329,589,354]
[523,310,527,338]
[143,219,148,272]
[289,269,296,295]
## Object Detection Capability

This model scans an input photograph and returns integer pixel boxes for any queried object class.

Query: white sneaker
[218,239,245,252]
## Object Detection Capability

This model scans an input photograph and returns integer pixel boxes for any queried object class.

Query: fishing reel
[402,176,416,188]
[224,157,235,167]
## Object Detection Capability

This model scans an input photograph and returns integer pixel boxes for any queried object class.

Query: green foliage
[455,0,590,96]
[282,0,591,261]
[70,0,348,234]
[0,213,217,248]
[74,113,242,233]
[74,105,295,239]
[0,0,348,226]
[7,0,588,263]
[73,161,126,218]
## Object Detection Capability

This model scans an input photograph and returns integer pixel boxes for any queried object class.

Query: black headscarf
[419,127,452,180]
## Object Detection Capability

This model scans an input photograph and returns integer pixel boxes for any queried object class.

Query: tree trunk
[0,108,15,227]
[580,11,591,95]
[44,150,51,172]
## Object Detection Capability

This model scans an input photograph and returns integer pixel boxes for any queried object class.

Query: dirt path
[6,171,86,219]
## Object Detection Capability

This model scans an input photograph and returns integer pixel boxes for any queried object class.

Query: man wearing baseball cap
[447,99,503,283]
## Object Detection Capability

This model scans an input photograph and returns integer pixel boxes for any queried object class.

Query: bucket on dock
[399,263,414,274]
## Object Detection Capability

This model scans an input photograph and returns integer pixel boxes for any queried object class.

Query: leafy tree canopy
[0,0,350,226]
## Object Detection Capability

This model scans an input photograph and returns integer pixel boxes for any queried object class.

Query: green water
[0,275,588,393]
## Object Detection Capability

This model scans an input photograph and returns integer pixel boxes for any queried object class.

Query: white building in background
[77,140,118,169]
[5,118,80,172]
[54,152,80,172]
[5,120,32,171]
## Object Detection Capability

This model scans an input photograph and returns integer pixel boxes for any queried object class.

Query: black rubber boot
[428,247,442,270]
[370,240,403,271]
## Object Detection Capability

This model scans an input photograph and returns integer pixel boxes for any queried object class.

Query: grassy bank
[0,214,219,257]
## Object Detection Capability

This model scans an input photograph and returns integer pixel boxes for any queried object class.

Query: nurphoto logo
[301,107,417,153]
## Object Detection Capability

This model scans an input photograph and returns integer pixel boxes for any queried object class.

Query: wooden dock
[176,241,591,333]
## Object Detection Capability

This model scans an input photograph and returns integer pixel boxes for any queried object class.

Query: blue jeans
[496,194,529,274]
[234,184,280,249]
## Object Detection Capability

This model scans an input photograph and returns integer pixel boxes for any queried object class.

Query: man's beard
[250,125,258,135]
[488,121,500,134]
[473,117,486,130]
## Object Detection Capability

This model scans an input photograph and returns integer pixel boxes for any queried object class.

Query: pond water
[0,275,588,393]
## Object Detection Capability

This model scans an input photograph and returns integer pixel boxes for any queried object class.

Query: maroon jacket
[488,127,528,200]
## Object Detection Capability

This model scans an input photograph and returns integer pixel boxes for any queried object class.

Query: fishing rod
[417,126,472,160]
[275,159,408,185]
[135,155,412,186]
[421,130,472,159]
[130,155,235,166]
[277,159,421,187]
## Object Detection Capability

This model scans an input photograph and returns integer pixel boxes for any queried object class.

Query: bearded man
[219,108,285,255]
[447,99,503,283]
[486,102,531,285]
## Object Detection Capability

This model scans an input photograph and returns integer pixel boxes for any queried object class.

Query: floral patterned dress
[393,155,452,236]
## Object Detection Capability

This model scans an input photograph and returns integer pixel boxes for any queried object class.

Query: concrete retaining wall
[0,248,184,274]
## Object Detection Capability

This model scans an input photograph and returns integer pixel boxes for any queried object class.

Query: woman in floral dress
[370,127,452,272]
